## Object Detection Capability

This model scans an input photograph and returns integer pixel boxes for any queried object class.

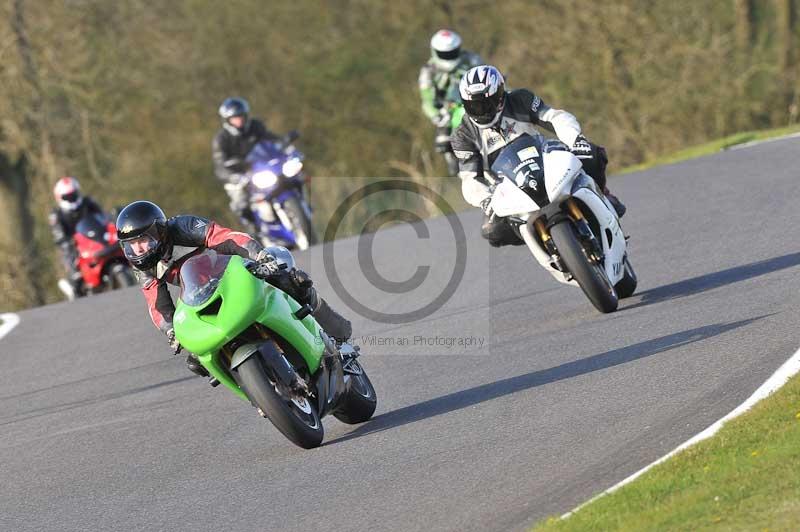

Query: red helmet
[53,177,83,212]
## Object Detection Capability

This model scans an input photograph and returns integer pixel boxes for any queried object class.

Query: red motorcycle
[57,212,136,300]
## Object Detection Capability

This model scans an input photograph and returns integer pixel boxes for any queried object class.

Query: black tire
[333,360,377,424]
[615,255,638,299]
[113,268,136,288]
[550,221,619,313]
[236,355,324,449]
[283,196,318,249]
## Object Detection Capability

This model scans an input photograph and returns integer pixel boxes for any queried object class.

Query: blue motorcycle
[226,133,317,250]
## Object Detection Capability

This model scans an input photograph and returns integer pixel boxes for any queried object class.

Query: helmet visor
[121,234,159,261]
[463,90,504,125]
[227,115,247,129]
[435,48,460,61]
[61,191,80,202]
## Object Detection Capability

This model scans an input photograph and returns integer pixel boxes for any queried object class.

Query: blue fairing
[245,140,310,248]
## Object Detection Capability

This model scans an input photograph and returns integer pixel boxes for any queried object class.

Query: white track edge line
[0,313,20,341]
[561,345,800,519]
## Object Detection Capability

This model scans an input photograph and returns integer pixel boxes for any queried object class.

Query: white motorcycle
[488,134,636,313]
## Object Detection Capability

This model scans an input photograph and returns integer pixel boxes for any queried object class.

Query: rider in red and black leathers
[116,201,351,377]
[133,214,265,335]
[49,177,107,297]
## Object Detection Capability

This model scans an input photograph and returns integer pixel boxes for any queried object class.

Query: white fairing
[514,171,627,287]
[519,225,578,287]
[543,150,583,203]
[573,187,627,285]
[486,142,628,290]
[489,177,539,217]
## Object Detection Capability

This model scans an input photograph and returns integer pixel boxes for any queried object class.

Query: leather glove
[252,249,282,278]
[291,268,313,290]
[166,327,182,355]
[290,269,319,310]
[571,135,593,158]
[479,196,494,218]
[434,109,451,128]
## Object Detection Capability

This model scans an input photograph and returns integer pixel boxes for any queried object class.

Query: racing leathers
[451,88,617,247]
[49,196,106,295]
[419,51,483,175]
[212,118,282,231]
[134,216,351,375]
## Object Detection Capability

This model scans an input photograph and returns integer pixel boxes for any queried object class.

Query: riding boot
[280,269,353,343]
[312,297,353,344]
[605,192,627,218]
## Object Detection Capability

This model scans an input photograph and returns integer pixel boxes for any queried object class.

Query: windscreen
[179,251,232,306]
[490,134,549,206]
[75,212,111,243]
[247,140,282,164]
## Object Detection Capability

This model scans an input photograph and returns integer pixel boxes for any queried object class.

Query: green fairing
[173,255,324,401]
[450,105,464,129]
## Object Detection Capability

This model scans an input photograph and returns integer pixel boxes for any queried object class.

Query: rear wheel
[236,355,324,449]
[283,196,318,249]
[615,255,637,299]
[550,221,618,313]
[333,360,377,424]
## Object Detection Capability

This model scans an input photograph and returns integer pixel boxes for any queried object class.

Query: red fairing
[74,221,127,288]
[106,221,119,245]
[204,222,259,251]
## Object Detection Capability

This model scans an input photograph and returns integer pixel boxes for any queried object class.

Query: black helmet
[219,97,250,135]
[459,65,506,128]
[116,201,169,270]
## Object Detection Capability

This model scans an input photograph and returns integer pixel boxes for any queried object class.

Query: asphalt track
[2,138,800,531]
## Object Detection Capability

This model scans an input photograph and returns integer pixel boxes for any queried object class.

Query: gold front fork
[533,198,583,243]
[566,198,585,221]
[533,217,551,243]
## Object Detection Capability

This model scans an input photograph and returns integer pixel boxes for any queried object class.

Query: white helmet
[430,29,462,72]
[53,176,83,212]
[459,65,506,128]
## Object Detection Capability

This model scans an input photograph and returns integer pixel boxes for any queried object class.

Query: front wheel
[113,267,136,289]
[334,360,377,424]
[236,355,324,449]
[282,196,318,250]
[550,221,618,313]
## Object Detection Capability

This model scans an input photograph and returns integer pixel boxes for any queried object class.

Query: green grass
[619,124,800,175]
[533,373,800,531]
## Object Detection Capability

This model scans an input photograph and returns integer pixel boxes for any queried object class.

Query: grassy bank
[619,125,800,175]
[533,371,800,531]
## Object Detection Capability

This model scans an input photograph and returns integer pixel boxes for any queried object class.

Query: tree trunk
[0,152,45,306]
[734,0,755,50]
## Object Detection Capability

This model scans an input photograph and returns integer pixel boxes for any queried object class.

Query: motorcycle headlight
[252,170,278,189]
[282,159,303,178]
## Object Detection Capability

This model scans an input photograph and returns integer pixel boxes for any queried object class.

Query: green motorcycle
[172,250,377,449]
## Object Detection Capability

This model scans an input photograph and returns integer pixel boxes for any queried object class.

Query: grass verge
[533,372,800,531]
[619,124,800,174]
